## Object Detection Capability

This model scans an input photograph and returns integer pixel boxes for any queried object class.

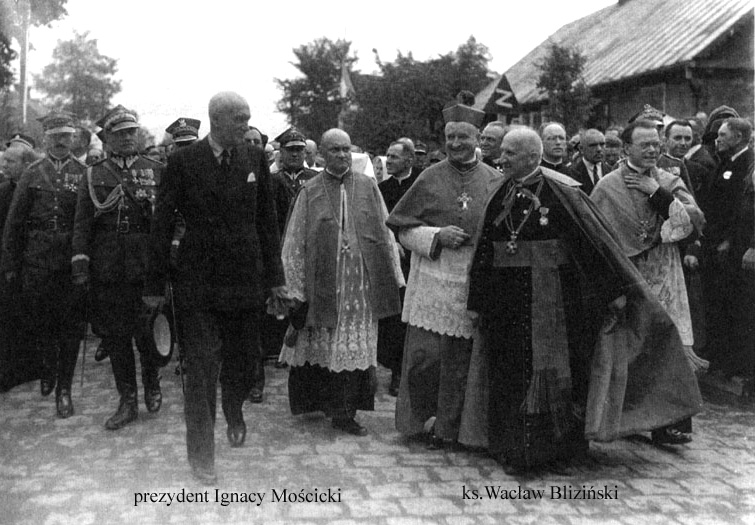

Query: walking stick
[167,281,185,395]
[79,294,88,389]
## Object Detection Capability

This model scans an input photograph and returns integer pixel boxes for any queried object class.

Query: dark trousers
[179,307,260,470]
[25,272,84,392]
[92,281,157,395]
[288,363,375,419]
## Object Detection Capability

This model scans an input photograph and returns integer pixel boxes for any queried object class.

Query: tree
[34,30,121,122]
[275,38,356,141]
[536,42,596,135]
[350,36,492,153]
[0,0,69,90]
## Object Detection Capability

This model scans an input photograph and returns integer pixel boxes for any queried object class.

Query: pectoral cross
[457,192,472,211]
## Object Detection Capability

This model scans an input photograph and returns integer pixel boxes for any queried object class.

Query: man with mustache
[71,105,165,431]
[1,112,86,417]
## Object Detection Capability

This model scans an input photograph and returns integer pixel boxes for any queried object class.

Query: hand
[437,226,470,250]
[608,294,627,313]
[4,271,16,283]
[683,255,699,270]
[623,173,660,195]
[716,240,731,264]
[143,295,165,309]
[396,241,406,259]
[743,248,755,271]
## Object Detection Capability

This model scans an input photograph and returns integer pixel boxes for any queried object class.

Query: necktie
[592,163,598,184]
[220,149,231,172]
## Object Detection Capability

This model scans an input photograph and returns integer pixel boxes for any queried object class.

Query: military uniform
[71,105,164,429]
[1,113,85,416]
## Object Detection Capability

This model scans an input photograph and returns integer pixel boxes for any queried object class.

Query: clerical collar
[325,166,350,181]
[392,168,413,184]
[448,158,479,173]
[509,166,541,186]
[542,157,562,167]
[626,160,651,175]
[731,146,749,162]
[110,154,139,169]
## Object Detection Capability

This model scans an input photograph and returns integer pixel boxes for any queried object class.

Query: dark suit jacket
[569,157,610,195]
[151,137,284,310]
[685,146,717,197]
[699,146,754,249]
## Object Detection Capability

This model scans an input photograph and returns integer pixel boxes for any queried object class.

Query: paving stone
[399,497,462,515]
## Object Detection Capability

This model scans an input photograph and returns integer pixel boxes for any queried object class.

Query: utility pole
[18,0,31,124]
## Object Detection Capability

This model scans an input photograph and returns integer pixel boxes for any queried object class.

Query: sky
[17,0,616,143]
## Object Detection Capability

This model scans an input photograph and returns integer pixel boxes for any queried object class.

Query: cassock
[468,167,703,469]
[377,170,419,376]
[386,158,501,443]
[280,169,403,419]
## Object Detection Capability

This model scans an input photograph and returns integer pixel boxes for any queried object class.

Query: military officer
[71,105,164,430]
[166,117,200,149]
[1,112,86,417]
[255,127,318,394]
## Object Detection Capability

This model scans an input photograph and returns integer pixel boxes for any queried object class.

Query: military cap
[414,141,428,154]
[96,104,140,133]
[628,104,665,124]
[275,127,307,148]
[5,132,36,149]
[37,111,76,134]
[166,117,200,143]
[442,91,484,128]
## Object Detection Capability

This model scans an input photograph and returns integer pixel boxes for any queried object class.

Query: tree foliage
[351,36,491,153]
[536,42,596,135]
[275,38,355,141]
[0,0,69,90]
[34,30,121,122]
[276,36,493,153]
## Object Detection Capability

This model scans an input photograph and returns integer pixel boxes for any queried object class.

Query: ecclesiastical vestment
[387,158,501,443]
[468,167,703,469]
[280,168,403,418]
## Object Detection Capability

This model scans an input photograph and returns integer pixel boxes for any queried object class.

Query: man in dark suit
[698,117,754,379]
[569,128,610,194]
[147,92,286,485]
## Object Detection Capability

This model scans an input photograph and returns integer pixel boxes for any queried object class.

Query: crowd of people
[0,90,752,484]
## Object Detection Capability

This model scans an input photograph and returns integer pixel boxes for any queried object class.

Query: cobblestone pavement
[1,337,754,525]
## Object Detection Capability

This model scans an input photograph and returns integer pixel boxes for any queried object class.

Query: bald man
[148,91,286,484]
[468,128,702,471]
[280,128,403,437]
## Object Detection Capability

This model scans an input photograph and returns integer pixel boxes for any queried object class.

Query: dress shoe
[389,371,401,397]
[94,342,109,362]
[56,389,74,418]
[40,376,56,397]
[227,420,247,447]
[651,428,692,445]
[105,394,138,430]
[332,417,368,436]
[248,388,263,404]
[191,465,218,486]
[144,385,162,413]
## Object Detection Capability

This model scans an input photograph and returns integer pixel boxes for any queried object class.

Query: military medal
[538,207,549,226]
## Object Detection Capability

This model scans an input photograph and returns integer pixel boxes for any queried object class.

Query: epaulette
[138,154,165,167]
[90,156,108,167]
